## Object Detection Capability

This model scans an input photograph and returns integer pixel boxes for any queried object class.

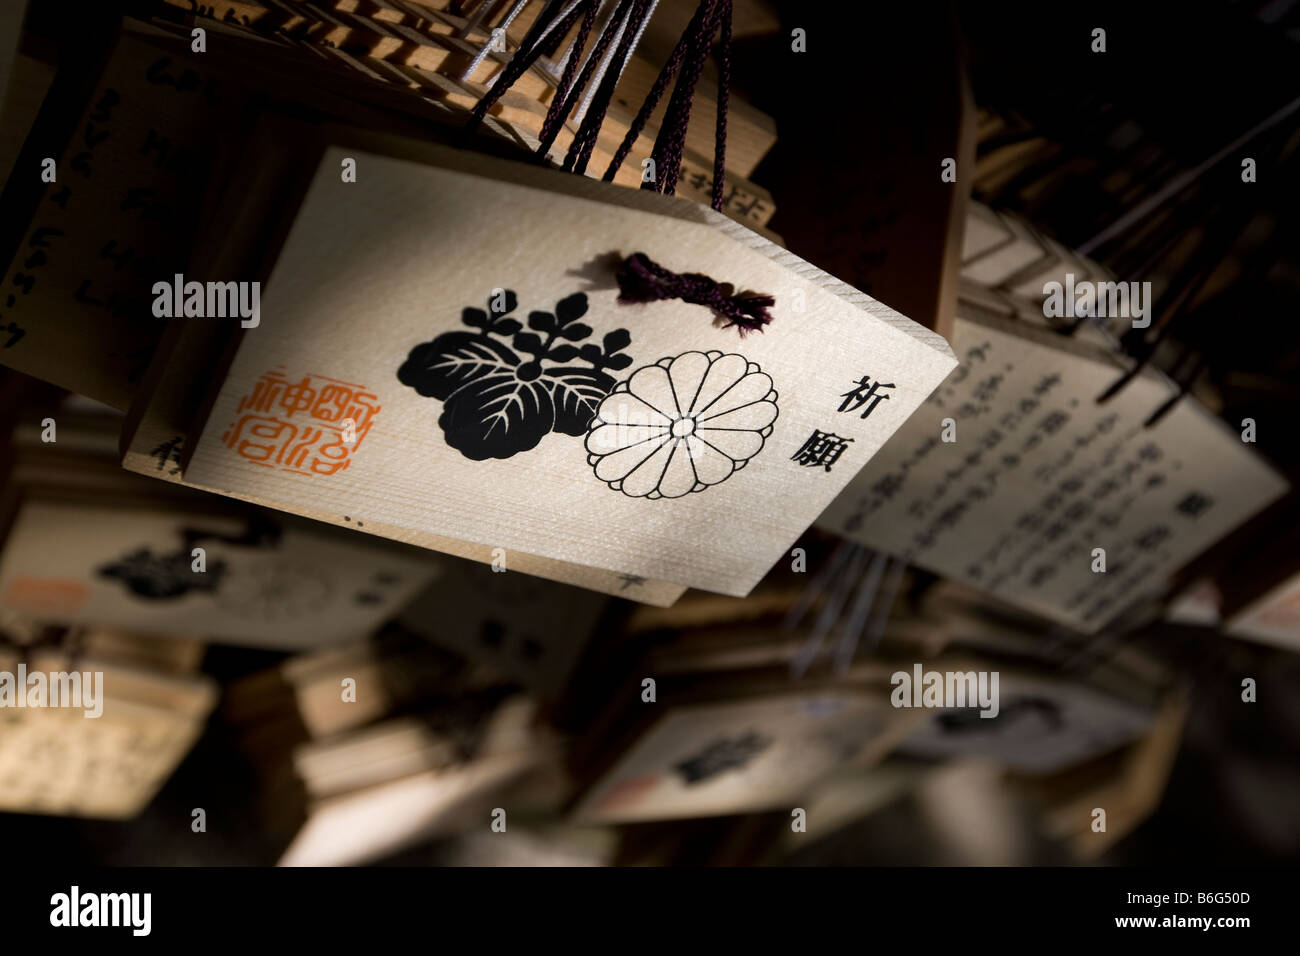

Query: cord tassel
[615,252,774,334]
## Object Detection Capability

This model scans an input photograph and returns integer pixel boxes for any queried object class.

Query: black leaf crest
[397,291,633,460]
[97,548,227,600]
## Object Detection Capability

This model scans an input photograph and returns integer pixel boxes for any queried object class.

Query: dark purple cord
[464,0,583,136]
[466,0,737,215]
[536,0,601,153]
[615,252,774,334]
[555,0,640,170]
[645,0,727,202]
[710,0,732,212]
[601,0,708,184]
[564,0,656,175]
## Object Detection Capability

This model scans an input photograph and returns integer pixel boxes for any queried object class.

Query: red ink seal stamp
[222,367,380,476]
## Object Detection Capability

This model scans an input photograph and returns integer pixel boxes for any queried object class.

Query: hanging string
[548,0,614,79]
[537,1,582,58]
[599,0,704,183]
[535,0,602,152]
[600,0,731,208]
[559,0,623,99]
[640,0,729,202]
[535,0,637,161]
[1143,348,1204,428]
[597,0,732,210]
[571,2,635,125]
[458,0,508,41]
[459,0,535,82]
[582,0,661,123]
[562,0,656,174]
[462,0,584,134]
[709,0,731,211]
[615,252,774,333]
[465,0,735,215]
